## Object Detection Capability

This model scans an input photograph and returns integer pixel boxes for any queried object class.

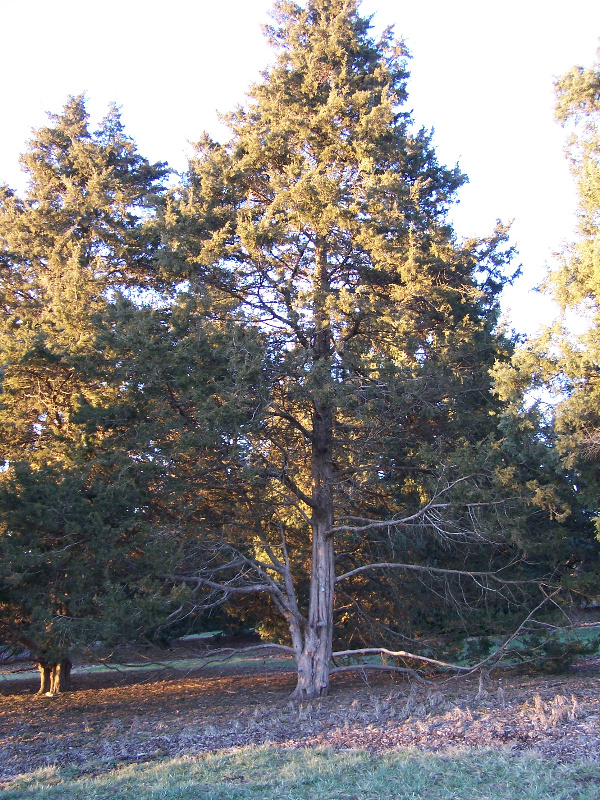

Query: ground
[1,646,599,788]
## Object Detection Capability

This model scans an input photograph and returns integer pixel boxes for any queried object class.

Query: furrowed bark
[291,242,335,700]
[37,658,72,694]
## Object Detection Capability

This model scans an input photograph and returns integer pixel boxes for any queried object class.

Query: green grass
[4,625,599,685]
[0,654,293,683]
[3,746,599,800]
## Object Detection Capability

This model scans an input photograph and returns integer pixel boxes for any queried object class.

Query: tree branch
[332,647,471,672]
[270,408,314,442]
[335,561,539,586]
[329,663,432,684]
[265,467,315,508]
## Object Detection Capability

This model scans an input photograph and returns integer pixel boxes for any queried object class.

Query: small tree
[164,0,524,698]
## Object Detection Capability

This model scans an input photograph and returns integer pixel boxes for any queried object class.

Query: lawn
[4,745,600,800]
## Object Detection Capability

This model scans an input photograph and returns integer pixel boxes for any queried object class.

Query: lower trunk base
[37,659,72,694]
[290,652,330,699]
[290,683,329,700]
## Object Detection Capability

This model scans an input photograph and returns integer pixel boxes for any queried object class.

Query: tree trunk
[37,659,72,694]
[291,394,335,699]
[291,244,335,698]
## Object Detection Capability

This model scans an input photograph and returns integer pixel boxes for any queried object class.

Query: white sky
[2,0,599,336]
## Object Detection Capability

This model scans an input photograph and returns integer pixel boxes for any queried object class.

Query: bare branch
[332,506,451,533]
[335,561,540,586]
[442,590,562,682]
[190,643,295,667]
[329,664,432,684]
[331,594,561,680]
[332,472,511,540]
[332,647,471,672]
[172,575,276,596]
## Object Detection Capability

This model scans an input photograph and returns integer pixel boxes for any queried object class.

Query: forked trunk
[37,659,72,694]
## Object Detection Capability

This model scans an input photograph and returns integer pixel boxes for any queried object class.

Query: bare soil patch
[1,654,599,783]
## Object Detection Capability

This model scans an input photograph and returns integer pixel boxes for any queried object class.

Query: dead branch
[329,664,432,684]
[96,644,295,674]
[335,561,541,586]
[332,474,477,534]
[442,589,562,682]
[181,643,295,669]
[332,647,471,673]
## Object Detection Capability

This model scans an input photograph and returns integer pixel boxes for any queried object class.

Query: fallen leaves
[1,657,599,782]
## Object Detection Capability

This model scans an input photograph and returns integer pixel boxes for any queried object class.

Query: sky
[2,0,600,336]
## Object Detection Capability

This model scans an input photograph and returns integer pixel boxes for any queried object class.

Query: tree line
[1,0,599,699]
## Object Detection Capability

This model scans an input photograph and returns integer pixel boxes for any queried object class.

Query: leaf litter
[1,655,599,784]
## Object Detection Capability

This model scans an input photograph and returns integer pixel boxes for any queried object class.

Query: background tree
[0,96,176,692]
[549,47,600,511]
[0,95,167,469]
[0,460,180,693]
[163,0,531,699]
[493,47,600,610]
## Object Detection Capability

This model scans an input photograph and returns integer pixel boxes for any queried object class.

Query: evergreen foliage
[1,6,598,697]
[161,0,536,698]
[494,48,600,605]
[0,97,175,689]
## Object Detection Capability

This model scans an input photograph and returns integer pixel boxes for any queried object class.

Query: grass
[4,624,599,685]
[3,745,599,800]
[0,654,293,684]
